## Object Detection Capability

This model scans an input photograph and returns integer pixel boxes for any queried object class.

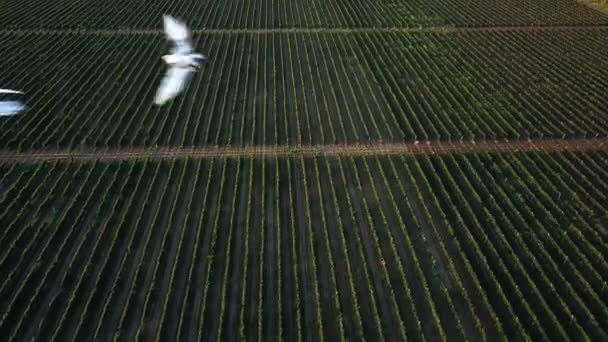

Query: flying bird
[0,89,26,116]
[154,15,207,106]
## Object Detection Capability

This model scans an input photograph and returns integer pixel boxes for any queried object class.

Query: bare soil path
[0,137,607,163]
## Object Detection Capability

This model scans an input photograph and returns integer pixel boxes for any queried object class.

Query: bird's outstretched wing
[154,66,194,106]
[163,15,189,41]
[0,89,24,95]
[164,15,190,43]
[163,15,192,56]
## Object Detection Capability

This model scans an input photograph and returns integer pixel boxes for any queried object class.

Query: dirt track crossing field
[0,137,606,163]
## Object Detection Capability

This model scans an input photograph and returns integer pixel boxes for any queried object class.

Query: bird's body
[0,89,26,116]
[161,53,206,69]
[154,15,208,105]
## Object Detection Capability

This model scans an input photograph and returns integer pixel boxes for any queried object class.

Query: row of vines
[0,30,607,150]
[0,151,606,340]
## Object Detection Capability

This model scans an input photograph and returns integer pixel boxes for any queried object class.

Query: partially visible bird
[0,89,26,116]
[154,15,207,106]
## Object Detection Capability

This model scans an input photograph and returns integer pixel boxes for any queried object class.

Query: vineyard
[0,152,606,340]
[1,0,608,340]
[1,30,608,149]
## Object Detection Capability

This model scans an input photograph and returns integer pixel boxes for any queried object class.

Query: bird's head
[161,54,177,65]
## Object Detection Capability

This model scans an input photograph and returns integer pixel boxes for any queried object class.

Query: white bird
[0,89,26,116]
[154,15,207,106]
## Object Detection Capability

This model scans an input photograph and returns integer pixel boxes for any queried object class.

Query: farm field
[0,152,607,341]
[1,0,608,340]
